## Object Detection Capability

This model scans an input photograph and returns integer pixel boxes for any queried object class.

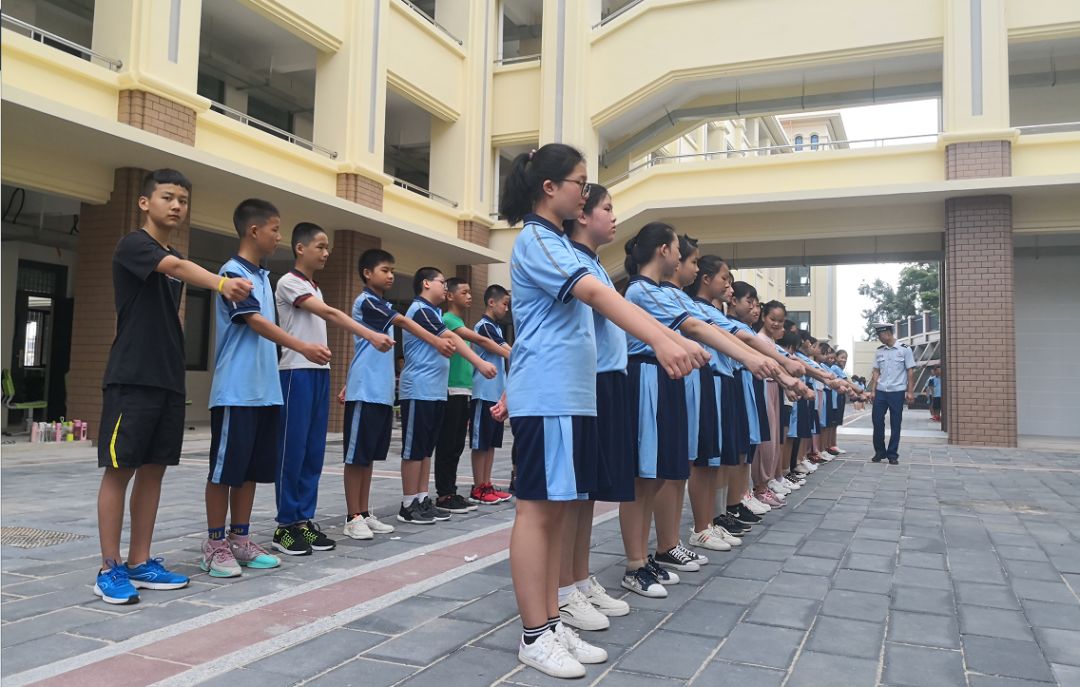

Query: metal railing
[1,13,122,70]
[391,177,459,207]
[593,0,646,28]
[894,311,940,343]
[1017,121,1080,135]
[208,101,338,159]
[398,0,463,45]
[605,133,940,185]
[494,53,541,66]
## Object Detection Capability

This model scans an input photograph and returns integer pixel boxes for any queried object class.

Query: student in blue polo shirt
[468,284,513,506]
[498,143,703,679]
[923,364,943,421]
[397,268,496,526]
[339,249,455,540]
[202,199,332,579]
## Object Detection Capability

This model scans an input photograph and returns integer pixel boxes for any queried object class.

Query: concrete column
[942,0,1011,134]
[540,0,601,171]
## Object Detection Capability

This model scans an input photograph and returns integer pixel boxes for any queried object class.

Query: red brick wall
[456,220,491,325]
[944,195,1016,447]
[336,173,384,211]
[945,141,1011,180]
[118,90,196,146]
[321,230,382,432]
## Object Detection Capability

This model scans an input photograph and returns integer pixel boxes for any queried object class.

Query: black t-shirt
[102,229,186,393]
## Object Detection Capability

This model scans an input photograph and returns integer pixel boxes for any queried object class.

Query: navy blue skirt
[628,356,689,481]
[718,373,744,466]
[693,367,721,467]
[752,377,771,443]
[593,371,635,502]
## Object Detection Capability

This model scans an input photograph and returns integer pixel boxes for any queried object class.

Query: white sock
[575,578,592,594]
[417,491,428,503]
[402,495,415,508]
[558,584,576,605]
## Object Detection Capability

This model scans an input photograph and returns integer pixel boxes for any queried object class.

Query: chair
[2,368,48,421]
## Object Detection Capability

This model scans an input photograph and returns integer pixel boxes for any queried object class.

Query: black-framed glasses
[561,179,593,198]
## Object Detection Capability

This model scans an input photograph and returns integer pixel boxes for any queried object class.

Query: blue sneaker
[126,557,190,590]
[94,560,139,605]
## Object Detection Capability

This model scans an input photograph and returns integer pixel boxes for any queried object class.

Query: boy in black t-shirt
[94,169,253,605]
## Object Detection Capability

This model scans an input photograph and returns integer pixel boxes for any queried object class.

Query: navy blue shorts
[628,356,689,481]
[830,393,847,427]
[510,415,598,501]
[208,406,280,486]
[400,399,446,460]
[593,371,635,502]
[731,372,753,463]
[469,399,505,451]
[693,368,721,468]
[718,373,741,467]
[343,401,393,466]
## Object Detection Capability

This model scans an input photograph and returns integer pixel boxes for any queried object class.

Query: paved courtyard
[2,420,1080,686]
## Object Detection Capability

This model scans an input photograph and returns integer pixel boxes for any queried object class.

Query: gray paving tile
[785,650,878,687]
[346,595,464,635]
[1021,598,1080,631]
[832,569,894,594]
[804,615,885,659]
[764,572,830,600]
[691,660,785,687]
[963,635,1055,683]
[365,618,490,665]
[200,668,299,687]
[695,578,767,605]
[781,555,838,576]
[422,573,513,601]
[959,605,1036,641]
[0,632,108,676]
[1033,627,1080,668]
[955,581,1022,610]
[890,586,955,616]
[306,657,419,686]
[615,630,718,679]
[1011,579,1078,604]
[888,610,960,649]
[1051,663,1080,686]
[720,558,782,581]
[882,643,965,687]
[445,589,520,624]
[666,600,743,638]
[746,594,818,630]
[821,589,890,622]
[714,622,804,669]
[250,628,388,677]
[1,607,110,647]
[596,670,685,686]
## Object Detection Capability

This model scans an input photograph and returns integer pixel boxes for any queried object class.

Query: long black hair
[686,254,725,298]
[624,222,676,276]
[499,143,585,224]
[731,281,758,302]
[678,234,698,263]
[562,183,609,238]
[761,300,787,320]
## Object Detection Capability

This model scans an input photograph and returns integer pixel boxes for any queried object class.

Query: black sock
[547,616,560,632]
[360,511,370,519]
[522,623,547,645]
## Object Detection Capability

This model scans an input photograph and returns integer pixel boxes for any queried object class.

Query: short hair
[484,284,510,304]
[779,330,801,350]
[836,349,848,356]
[784,319,797,331]
[358,248,394,283]
[291,222,326,257]
[232,198,280,238]
[141,169,191,198]
[818,342,833,354]
[445,277,468,294]
[413,267,443,296]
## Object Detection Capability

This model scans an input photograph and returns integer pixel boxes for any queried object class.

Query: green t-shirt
[443,311,473,391]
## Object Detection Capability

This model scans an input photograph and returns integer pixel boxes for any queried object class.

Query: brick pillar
[322,230,382,432]
[118,90,197,145]
[456,220,491,325]
[944,195,1016,447]
[68,168,147,440]
[945,141,1011,179]
[336,173,384,211]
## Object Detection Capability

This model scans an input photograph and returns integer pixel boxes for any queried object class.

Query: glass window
[794,135,803,151]
[785,266,811,297]
[788,310,811,332]
[810,133,820,150]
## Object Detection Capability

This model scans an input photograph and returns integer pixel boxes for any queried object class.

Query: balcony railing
[1,13,122,71]
[593,0,646,28]
[606,133,940,185]
[1016,121,1080,135]
[494,54,541,66]
[391,177,458,208]
[894,311,940,343]
[398,0,463,45]
[208,102,338,159]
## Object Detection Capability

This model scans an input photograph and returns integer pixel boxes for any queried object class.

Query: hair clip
[528,149,536,160]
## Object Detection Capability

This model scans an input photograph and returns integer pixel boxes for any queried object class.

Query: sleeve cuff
[229,305,260,323]
[670,312,690,330]
[557,266,591,304]
[293,294,313,307]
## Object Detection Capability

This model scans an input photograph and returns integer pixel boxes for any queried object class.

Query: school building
[1,0,1078,447]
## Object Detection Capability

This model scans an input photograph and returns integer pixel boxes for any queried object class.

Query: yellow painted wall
[1012,132,1080,178]
[1005,0,1080,35]
[1,138,116,204]
[239,0,345,50]
[385,0,466,121]
[1,32,120,120]
[380,185,461,239]
[491,62,542,142]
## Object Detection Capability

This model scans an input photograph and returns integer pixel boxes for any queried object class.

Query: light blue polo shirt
[624,275,688,357]
[726,318,758,371]
[471,316,507,402]
[346,288,397,406]
[506,214,596,418]
[926,375,942,398]
[571,241,628,374]
[690,297,739,377]
[209,255,281,408]
[398,297,449,402]
[873,343,916,392]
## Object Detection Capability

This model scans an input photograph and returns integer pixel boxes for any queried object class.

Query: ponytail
[499,143,585,225]
[678,234,698,262]
[686,254,725,298]
[624,222,676,275]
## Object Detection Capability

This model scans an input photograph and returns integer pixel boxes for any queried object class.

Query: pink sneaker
[758,490,785,508]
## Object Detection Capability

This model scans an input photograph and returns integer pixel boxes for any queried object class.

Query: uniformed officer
[868,323,915,464]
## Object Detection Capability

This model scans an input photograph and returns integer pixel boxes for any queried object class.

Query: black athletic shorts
[97,384,185,469]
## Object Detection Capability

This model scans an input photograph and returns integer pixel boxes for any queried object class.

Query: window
[184,288,211,371]
[810,133,820,150]
[785,266,811,297]
[789,310,811,332]
[794,135,803,151]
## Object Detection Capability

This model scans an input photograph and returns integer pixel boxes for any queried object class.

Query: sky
[827,99,939,359]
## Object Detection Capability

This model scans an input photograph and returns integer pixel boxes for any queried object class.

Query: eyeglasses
[429,278,447,287]
[561,179,593,198]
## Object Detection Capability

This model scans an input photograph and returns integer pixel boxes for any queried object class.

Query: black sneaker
[300,521,336,551]
[436,494,473,514]
[728,504,762,525]
[421,497,451,521]
[888,458,899,465]
[713,512,748,535]
[620,566,667,598]
[273,525,313,556]
[397,498,434,525]
[871,454,885,463]
[785,472,806,483]
[653,547,700,572]
[646,555,680,585]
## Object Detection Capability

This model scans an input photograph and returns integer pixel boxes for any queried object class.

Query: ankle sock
[557,584,576,605]
[229,523,249,536]
[575,578,591,595]
[402,495,415,508]
[522,623,547,645]
[208,526,226,541]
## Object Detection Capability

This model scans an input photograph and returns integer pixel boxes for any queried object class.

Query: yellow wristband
[217,276,227,293]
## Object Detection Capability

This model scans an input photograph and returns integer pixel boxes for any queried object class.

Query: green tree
[859,262,939,339]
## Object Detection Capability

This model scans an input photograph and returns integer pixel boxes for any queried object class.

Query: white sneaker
[689,528,732,552]
[768,479,791,495]
[342,516,373,540]
[781,477,802,491]
[555,622,607,664]
[743,495,771,515]
[794,462,811,474]
[770,488,787,502]
[584,577,630,617]
[710,524,742,547]
[559,589,610,631]
[801,459,818,473]
[519,630,586,678]
[820,453,835,462]
[364,514,395,534]
[835,448,848,455]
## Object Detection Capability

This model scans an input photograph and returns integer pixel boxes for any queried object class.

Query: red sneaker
[469,484,501,505]
[488,483,512,502]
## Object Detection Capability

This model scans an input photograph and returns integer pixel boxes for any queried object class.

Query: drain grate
[0,527,88,549]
